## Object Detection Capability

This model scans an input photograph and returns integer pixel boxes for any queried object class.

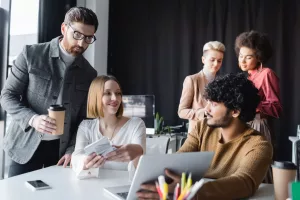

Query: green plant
[154,112,163,135]
[154,112,171,135]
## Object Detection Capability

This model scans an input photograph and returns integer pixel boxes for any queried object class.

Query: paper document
[84,137,116,156]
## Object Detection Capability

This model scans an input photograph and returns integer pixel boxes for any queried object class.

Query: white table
[0,166,128,200]
[0,166,274,200]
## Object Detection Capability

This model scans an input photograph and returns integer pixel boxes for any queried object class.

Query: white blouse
[71,117,146,179]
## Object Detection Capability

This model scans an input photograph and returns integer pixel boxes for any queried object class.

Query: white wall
[77,0,109,75]
[9,34,37,64]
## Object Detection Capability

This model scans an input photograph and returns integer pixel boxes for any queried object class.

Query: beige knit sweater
[178,119,273,200]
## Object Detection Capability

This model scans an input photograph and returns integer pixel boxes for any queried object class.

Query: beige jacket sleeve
[178,76,205,121]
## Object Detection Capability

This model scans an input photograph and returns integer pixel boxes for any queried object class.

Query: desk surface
[0,166,274,200]
[0,166,128,200]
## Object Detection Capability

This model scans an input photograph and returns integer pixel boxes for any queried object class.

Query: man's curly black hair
[204,73,260,123]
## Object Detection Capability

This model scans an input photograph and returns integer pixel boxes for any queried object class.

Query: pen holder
[157,173,203,200]
[159,196,171,200]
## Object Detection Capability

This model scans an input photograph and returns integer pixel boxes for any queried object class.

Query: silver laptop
[104,151,214,200]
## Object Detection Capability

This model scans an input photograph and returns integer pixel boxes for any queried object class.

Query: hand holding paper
[83,153,106,169]
[105,144,143,163]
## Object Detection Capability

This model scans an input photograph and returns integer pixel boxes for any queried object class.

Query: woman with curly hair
[235,31,282,183]
[235,30,282,146]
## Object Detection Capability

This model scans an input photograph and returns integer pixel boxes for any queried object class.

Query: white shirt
[71,117,146,179]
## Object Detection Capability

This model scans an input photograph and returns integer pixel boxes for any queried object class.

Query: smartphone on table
[25,180,51,191]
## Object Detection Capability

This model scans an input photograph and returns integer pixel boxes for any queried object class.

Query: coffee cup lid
[49,105,66,111]
[272,161,297,170]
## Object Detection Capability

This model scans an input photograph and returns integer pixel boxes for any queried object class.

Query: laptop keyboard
[117,192,128,199]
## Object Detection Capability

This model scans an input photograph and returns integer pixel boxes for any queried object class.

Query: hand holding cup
[32,115,56,134]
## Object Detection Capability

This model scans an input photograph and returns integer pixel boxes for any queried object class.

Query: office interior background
[1,0,300,178]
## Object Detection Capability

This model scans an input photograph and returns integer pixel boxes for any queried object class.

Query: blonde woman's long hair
[87,75,124,118]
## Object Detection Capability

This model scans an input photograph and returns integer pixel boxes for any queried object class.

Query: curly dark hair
[64,7,99,32]
[204,73,260,123]
[235,30,273,64]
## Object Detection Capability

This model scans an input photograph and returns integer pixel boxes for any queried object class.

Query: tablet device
[104,151,214,200]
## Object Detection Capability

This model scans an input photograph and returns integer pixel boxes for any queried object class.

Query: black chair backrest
[179,137,187,147]
[296,139,300,181]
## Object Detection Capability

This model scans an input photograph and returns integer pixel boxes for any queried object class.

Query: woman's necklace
[100,118,120,140]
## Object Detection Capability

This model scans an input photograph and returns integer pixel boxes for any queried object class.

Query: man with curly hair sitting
[137,73,273,200]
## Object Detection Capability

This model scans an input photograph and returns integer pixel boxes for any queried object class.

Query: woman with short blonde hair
[178,41,225,132]
[72,75,146,178]
[203,41,226,54]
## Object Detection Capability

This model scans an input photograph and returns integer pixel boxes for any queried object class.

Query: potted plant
[154,112,171,135]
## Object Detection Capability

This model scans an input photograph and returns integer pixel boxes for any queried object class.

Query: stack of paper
[84,137,116,156]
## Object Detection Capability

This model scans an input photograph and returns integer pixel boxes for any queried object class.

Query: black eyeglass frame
[67,23,97,44]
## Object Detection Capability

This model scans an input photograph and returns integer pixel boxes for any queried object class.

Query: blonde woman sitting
[71,75,146,178]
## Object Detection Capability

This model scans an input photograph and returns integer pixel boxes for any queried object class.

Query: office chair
[146,137,170,155]
[179,137,187,147]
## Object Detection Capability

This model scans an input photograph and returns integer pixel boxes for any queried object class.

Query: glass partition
[0,0,11,180]
[122,95,155,128]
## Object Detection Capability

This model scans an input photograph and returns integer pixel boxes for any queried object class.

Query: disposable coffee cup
[48,105,66,135]
[272,161,297,200]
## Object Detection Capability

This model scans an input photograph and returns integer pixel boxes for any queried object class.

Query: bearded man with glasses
[0,7,98,177]
[63,22,97,56]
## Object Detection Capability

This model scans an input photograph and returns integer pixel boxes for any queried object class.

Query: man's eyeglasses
[68,23,96,44]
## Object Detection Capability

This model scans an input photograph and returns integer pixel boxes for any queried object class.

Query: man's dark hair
[235,30,273,64]
[204,73,260,123]
[64,7,99,32]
